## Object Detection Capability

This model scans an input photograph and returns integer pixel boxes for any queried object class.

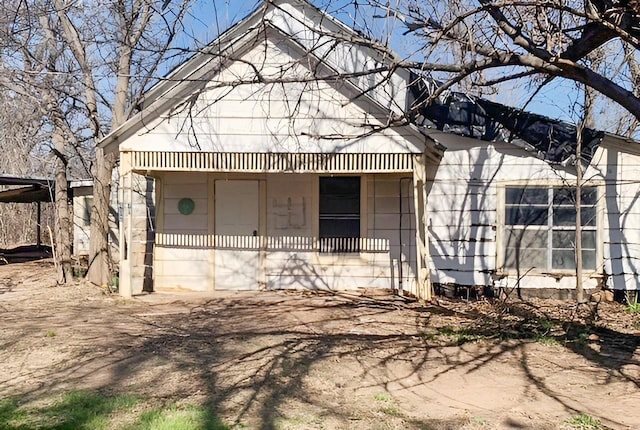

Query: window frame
[318,175,362,253]
[498,182,603,275]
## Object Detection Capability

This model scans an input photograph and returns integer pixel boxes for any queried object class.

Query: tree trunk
[53,128,73,283]
[86,147,117,286]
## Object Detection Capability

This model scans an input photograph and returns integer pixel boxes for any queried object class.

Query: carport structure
[0,174,54,249]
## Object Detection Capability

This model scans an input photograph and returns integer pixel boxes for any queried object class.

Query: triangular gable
[117,24,433,157]
[100,0,427,155]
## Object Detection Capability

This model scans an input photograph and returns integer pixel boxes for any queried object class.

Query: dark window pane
[553,187,576,205]
[552,230,575,248]
[552,230,596,249]
[319,177,360,215]
[506,187,548,204]
[551,249,596,270]
[319,195,360,214]
[581,187,598,205]
[553,206,596,226]
[552,187,597,206]
[506,206,548,225]
[582,250,597,270]
[552,207,576,226]
[582,230,596,249]
[504,227,547,249]
[552,249,575,270]
[319,219,360,238]
[581,207,597,226]
[504,247,547,270]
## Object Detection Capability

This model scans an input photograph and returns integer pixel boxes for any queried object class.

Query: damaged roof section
[411,75,605,165]
[0,175,54,203]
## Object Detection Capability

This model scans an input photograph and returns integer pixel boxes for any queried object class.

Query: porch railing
[155,233,389,253]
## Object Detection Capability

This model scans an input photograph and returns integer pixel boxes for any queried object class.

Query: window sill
[498,269,601,279]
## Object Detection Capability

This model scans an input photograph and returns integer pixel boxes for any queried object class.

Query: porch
[118,151,433,300]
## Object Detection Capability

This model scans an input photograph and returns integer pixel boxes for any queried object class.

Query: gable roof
[99,0,423,155]
[411,75,607,166]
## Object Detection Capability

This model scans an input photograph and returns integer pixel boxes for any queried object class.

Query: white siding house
[100,0,640,299]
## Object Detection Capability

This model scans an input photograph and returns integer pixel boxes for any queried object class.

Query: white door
[215,180,260,290]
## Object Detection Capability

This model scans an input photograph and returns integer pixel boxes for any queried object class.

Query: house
[70,179,119,260]
[99,0,640,299]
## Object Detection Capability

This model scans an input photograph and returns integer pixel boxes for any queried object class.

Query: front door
[214,180,260,290]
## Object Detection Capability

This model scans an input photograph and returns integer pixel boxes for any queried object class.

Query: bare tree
[358,1,640,127]
[0,0,192,285]
[51,0,191,286]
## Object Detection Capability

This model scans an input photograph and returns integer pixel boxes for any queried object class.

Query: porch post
[119,152,133,297]
[413,154,432,302]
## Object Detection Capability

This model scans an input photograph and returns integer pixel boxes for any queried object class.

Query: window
[503,186,597,272]
[319,176,360,252]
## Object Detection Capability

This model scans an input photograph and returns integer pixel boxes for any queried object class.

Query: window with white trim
[503,186,597,272]
[319,176,360,252]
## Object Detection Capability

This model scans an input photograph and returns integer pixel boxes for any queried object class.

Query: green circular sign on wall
[178,198,195,215]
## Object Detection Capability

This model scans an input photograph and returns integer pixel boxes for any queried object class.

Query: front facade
[102,0,640,298]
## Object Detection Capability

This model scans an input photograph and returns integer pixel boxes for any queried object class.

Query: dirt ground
[1,260,639,430]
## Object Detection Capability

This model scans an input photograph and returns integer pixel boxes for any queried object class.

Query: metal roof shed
[0,175,54,248]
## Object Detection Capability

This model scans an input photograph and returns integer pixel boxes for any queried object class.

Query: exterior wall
[366,176,417,293]
[154,173,209,291]
[71,180,120,260]
[427,132,604,291]
[72,187,92,256]
[151,172,415,292]
[593,138,640,290]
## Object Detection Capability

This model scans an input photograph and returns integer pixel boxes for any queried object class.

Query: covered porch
[118,151,434,301]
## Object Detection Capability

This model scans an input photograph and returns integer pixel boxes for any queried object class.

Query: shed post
[36,201,41,248]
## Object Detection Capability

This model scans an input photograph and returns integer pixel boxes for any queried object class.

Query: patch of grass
[44,330,57,337]
[437,326,487,345]
[625,299,640,313]
[565,413,603,430]
[273,413,322,429]
[471,416,487,425]
[373,392,391,402]
[0,391,229,430]
[0,399,26,428]
[535,334,561,346]
[379,406,402,417]
[133,404,229,430]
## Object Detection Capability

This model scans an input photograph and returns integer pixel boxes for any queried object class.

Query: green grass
[44,330,57,338]
[624,292,640,313]
[437,326,487,344]
[0,391,229,430]
[379,406,402,417]
[471,416,487,425]
[535,335,561,346]
[565,413,603,430]
[134,405,228,430]
[625,300,640,313]
[373,392,391,402]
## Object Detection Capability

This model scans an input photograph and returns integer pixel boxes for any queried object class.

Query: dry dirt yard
[1,260,639,430]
